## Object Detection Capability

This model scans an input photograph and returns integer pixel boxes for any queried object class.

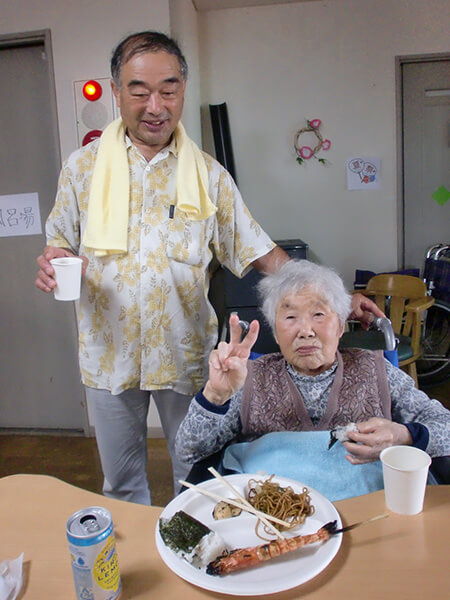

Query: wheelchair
[183,316,449,488]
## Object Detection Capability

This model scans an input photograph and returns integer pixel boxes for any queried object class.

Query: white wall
[198,0,450,285]
[1,0,171,161]
[169,0,202,145]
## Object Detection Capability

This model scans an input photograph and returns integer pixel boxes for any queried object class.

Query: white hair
[257,259,352,332]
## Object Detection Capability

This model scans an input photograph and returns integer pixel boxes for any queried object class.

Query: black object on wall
[222,239,309,354]
[209,102,237,183]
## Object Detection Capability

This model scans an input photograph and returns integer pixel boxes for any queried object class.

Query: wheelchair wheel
[417,300,450,386]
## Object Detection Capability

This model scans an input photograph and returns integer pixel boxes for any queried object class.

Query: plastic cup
[50,257,83,301]
[380,445,431,515]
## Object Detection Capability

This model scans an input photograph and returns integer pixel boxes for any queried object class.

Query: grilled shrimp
[206,521,337,576]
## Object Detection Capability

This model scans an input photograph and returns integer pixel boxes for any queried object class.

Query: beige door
[402,59,450,269]
[0,31,87,431]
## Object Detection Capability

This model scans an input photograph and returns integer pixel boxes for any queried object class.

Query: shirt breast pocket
[165,210,210,267]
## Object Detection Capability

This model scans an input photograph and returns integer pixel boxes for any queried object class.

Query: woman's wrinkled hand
[203,313,259,405]
[342,417,413,464]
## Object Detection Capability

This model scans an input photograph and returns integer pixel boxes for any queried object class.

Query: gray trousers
[85,387,192,505]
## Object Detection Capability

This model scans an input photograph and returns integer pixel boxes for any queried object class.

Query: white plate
[155,474,342,596]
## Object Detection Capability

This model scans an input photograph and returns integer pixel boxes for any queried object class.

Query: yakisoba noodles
[246,475,314,537]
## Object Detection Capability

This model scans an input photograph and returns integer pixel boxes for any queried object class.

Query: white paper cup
[50,257,83,301]
[380,445,431,515]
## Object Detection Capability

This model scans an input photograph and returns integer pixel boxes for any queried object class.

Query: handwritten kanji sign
[346,157,381,190]
[0,193,42,237]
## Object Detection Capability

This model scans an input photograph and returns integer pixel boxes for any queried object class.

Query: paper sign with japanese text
[0,193,42,238]
[347,157,381,190]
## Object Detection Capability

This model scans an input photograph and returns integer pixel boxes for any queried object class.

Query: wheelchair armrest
[430,456,450,485]
[182,450,224,488]
[181,450,450,490]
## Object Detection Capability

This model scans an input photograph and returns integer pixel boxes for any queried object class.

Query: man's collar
[124,128,179,159]
[166,133,178,157]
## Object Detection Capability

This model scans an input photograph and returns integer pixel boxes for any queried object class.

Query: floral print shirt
[45,134,274,395]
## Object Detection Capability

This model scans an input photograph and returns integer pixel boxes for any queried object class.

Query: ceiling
[192,0,317,12]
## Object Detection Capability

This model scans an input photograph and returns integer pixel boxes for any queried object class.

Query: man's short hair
[111,30,188,86]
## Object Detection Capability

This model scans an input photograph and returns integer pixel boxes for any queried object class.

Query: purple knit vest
[240,349,391,437]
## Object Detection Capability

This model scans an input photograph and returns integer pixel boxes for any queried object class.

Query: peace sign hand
[203,313,260,405]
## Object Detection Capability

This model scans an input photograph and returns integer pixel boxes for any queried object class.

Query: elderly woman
[175,260,450,499]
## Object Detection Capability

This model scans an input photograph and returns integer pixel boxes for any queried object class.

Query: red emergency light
[82,80,103,101]
[82,129,103,146]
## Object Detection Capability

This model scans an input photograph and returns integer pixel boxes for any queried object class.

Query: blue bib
[222,430,384,502]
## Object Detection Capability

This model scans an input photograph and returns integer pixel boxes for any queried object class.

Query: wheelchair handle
[373,317,397,351]
[230,312,250,342]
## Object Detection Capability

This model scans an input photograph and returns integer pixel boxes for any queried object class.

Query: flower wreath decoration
[294,119,331,166]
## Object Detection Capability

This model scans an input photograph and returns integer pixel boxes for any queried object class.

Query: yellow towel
[173,122,216,220]
[82,118,216,256]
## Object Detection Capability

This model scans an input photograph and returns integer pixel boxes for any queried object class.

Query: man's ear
[111,79,120,107]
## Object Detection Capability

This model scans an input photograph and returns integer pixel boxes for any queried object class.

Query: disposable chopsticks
[207,467,286,540]
[178,478,291,529]
[332,512,389,534]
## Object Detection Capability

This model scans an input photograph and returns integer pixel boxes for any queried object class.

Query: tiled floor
[0,435,174,507]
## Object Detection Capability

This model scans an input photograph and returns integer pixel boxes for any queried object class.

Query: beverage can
[66,506,121,600]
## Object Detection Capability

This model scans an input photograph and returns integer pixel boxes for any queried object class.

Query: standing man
[35,31,381,505]
[35,31,287,505]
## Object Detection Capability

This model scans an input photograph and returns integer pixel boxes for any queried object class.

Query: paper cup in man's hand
[50,257,83,301]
